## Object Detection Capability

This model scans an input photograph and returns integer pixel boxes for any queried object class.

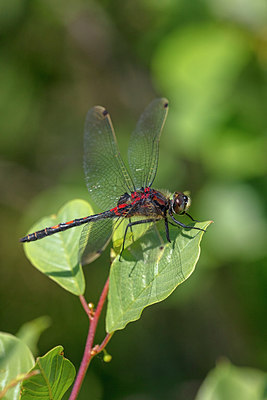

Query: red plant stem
[79,295,93,319]
[69,276,110,400]
[92,332,113,355]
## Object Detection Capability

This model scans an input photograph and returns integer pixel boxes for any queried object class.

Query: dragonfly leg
[168,220,180,228]
[169,213,206,232]
[185,212,200,223]
[164,217,171,243]
[129,217,134,242]
[119,218,158,261]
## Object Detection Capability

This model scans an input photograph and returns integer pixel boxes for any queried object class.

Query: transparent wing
[84,106,135,211]
[79,218,113,265]
[128,98,169,189]
[79,216,127,265]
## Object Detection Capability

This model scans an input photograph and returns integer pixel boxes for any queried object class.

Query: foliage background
[0,0,266,399]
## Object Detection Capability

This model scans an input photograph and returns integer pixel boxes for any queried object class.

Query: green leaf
[20,346,76,400]
[112,217,153,257]
[23,199,94,295]
[16,316,52,356]
[0,332,35,400]
[195,359,267,400]
[106,221,211,332]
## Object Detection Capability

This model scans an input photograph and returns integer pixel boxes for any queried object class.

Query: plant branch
[79,295,94,320]
[69,276,110,400]
[92,332,113,355]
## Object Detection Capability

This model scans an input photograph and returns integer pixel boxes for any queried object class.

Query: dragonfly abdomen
[20,210,114,243]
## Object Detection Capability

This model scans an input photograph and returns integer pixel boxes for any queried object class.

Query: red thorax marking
[110,203,129,216]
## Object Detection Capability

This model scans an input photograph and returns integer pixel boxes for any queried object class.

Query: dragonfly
[20,98,205,262]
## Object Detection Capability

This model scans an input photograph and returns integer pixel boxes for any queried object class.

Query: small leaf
[195,359,267,400]
[16,316,52,356]
[20,346,76,400]
[106,221,211,332]
[0,332,35,400]
[23,199,94,295]
[112,217,153,256]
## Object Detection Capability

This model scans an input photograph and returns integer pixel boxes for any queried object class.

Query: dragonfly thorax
[170,192,191,215]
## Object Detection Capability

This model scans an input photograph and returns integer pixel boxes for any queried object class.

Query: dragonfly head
[171,192,191,215]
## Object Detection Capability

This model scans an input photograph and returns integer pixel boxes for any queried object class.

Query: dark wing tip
[20,236,26,242]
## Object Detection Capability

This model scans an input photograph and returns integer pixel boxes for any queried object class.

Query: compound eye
[184,195,191,211]
[183,195,188,205]
[172,193,184,214]
[172,192,191,214]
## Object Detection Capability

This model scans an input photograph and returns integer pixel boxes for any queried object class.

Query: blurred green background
[0,0,266,399]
